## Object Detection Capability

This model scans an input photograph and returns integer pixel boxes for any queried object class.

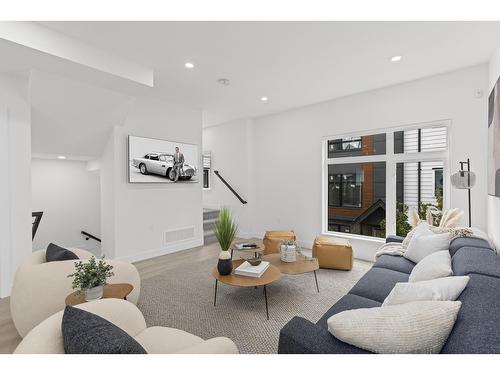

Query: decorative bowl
[247,257,262,266]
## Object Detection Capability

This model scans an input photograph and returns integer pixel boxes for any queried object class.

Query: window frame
[433,168,444,197]
[203,152,212,191]
[328,136,363,154]
[328,172,363,208]
[322,120,451,243]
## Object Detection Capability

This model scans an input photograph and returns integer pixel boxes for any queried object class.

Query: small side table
[65,283,134,306]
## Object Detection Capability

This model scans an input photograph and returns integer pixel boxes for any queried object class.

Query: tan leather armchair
[263,230,296,254]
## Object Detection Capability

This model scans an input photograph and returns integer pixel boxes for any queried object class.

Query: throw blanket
[375,242,406,259]
[375,227,495,259]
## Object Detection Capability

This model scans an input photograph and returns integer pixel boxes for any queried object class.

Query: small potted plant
[68,256,114,301]
[280,240,298,262]
[214,207,238,275]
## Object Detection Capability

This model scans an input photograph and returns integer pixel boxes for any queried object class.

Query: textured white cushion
[383,276,470,306]
[404,230,450,263]
[327,301,461,354]
[409,250,453,282]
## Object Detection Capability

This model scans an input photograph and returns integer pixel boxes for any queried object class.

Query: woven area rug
[137,252,371,354]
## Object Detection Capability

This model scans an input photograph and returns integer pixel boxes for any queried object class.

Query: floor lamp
[450,158,476,227]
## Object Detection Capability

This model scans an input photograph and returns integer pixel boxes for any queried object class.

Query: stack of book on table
[234,261,270,278]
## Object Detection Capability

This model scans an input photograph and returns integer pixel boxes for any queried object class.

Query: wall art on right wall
[488,75,500,197]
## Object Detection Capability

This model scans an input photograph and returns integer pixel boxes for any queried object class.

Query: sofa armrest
[278,316,369,354]
[15,299,147,354]
[386,235,405,244]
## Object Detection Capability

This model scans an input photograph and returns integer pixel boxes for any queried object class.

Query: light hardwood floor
[0,240,246,353]
[0,296,19,354]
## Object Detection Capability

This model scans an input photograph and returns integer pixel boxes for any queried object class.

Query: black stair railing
[81,231,101,243]
[213,170,247,204]
[32,211,43,240]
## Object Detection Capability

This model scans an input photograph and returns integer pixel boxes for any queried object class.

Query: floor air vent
[164,226,195,244]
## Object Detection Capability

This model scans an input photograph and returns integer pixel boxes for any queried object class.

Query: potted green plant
[280,240,298,262]
[214,207,238,275]
[68,256,114,301]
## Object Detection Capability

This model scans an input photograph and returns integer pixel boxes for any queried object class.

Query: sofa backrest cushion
[449,237,492,257]
[452,247,500,278]
[441,273,500,353]
[349,267,409,303]
[373,255,415,274]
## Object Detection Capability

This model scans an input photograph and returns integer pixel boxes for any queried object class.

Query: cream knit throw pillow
[327,301,461,354]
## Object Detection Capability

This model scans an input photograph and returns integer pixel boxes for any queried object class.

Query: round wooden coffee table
[65,283,134,306]
[212,259,280,320]
[262,253,320,292]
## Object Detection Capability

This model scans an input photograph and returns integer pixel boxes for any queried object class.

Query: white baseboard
[115,237,204,263]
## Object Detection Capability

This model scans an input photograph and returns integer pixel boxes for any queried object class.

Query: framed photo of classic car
[128,135,199,183]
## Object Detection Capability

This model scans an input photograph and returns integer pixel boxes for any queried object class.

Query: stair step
[204,229,215,236]
[203,221,217,232]
[204,233,218,245]
[203,208,220,221]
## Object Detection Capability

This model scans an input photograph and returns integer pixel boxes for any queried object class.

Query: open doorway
[31,157,101,256]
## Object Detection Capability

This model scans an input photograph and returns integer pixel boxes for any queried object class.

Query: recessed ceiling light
[391,55,402,62]
[260,96,269,102]
[216,78,230,86]
[184,62,194,69]
[57,155,66,160]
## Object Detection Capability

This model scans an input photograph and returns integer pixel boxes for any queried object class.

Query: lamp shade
[451,170,476,189]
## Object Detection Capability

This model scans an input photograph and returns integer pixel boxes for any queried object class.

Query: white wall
[203,118,255,237]
[205,65,489,261]
[100,96,203,262]
[0,72,32,297]
[488,41,500,252]
[31,158,101,254]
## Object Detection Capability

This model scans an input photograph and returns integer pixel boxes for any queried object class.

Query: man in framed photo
[172,146,185,182]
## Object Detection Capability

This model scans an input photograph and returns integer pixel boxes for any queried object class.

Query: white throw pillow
[382,283,437,306]
[402,222,432,247]
[383,276,470,306]
[404,231,450,263]
[327,301,461,354]
[409,250,453,282]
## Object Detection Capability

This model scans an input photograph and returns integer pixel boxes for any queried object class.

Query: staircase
[203,208,219,245]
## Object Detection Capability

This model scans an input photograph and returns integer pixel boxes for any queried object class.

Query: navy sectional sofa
[278,236,500,354]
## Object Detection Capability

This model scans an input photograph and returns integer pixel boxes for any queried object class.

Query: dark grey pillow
[62,306,147,354]
[45,243,79,262]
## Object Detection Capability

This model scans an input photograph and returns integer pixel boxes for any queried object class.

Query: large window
[396,161,444,235]
[328,165,364,208]
[324,123,449,239]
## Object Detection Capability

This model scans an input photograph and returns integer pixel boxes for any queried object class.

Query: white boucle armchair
[10,248,140,337]
[14,299,239,354]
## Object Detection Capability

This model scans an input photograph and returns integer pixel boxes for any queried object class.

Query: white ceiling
[2,21,500,158]
[37,21,500,126]
[30,70,134,158]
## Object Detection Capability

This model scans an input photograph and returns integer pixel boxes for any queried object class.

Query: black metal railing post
[213,170,247,204]
[81,231,101,242]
